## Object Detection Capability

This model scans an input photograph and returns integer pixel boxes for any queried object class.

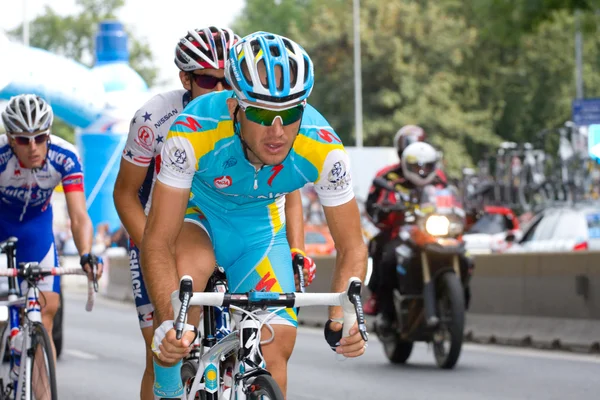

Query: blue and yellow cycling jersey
[157,90,354,209]
[157,90,354,326]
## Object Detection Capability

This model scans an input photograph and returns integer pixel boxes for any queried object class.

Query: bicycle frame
[0,237,95,400]
[0,285,42,400]
[186,315,264,400]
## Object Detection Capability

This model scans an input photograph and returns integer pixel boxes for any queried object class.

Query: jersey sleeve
[48,138,84,193]
[156,118,199,189]
[292,106,355,207]
[313,148,355,207]
[122,105,157,167]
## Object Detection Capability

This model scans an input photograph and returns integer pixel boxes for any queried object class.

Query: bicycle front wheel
[247,375,284,400]
[28,322,57,400]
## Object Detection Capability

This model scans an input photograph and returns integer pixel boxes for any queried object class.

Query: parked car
[304,225,336,256]
[506,203,600,253]
[462,206,522,254]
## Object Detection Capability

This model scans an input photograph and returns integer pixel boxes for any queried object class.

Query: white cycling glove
[151,320,198,357]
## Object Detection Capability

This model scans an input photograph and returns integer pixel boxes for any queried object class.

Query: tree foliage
[233,0,600,176]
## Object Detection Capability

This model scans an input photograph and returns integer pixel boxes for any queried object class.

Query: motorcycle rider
[364,125,447,316]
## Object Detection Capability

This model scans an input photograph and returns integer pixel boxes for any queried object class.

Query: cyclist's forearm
[70,214,93,256]
[284,191,305,249]
[140,242,179,324]
[114,189,147,248]
[329,245,368,320]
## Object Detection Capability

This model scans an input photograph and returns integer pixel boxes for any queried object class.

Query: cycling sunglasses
[10,132,49,146]
[239,103,305,127]
[190,73,232,90]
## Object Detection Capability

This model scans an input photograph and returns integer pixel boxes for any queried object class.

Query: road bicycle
[175,275,367,400]
[0,237,96,400]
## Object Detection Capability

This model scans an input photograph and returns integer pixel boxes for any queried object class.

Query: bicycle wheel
[28,322,57,400]
[181,358,204,400]
[246,374,284,400]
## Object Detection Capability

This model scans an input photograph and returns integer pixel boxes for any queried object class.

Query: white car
[463,207,522,255]
[506,204,600,253]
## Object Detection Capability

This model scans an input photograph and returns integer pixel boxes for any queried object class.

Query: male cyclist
[113,27,315,400]
[364,125,447,315]
[0,94,102,360]
[141,32,367,399]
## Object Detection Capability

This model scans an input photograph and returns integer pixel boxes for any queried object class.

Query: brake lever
[293,254,306,293]
[175,278,193,340]
[92,262,99,292]
[346,280,368,342]
[351,294,369,342]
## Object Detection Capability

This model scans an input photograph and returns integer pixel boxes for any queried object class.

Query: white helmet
[174,27,239,71]
[401,142,439,186]
[1,94,54,133]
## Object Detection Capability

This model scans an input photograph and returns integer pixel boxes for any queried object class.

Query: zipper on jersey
[253,165,264,190]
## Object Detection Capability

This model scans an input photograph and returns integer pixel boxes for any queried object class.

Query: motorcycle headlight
[425,215,450,236]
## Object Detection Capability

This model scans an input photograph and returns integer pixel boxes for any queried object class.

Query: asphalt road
[56,292,600,400]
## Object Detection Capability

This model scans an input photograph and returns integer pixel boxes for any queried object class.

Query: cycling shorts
[0,209,60,295]
[184,196,297,327]
[128,240,155,329]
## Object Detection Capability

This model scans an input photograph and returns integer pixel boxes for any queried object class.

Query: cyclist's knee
[41,291,59,316]
[262,325,296,364]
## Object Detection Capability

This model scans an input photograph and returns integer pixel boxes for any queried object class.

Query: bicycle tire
[246,374,284,400]
[28,322,58,400]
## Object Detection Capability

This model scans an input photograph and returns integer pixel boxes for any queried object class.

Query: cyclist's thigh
[180,207,217,292]
[0,211,60,295]
[226,228,297,327]
[128,240,154,329]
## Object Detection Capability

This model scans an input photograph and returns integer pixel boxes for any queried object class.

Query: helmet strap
[233,105,267,168]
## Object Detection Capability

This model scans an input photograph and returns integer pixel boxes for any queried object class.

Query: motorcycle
[370,178,471,369]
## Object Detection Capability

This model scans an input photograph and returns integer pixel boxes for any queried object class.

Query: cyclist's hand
[152,320,197,365]
[325,319,366,358]
[302,255,316,286]
[80,253,104,281]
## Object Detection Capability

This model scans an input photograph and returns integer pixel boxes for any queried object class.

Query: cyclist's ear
[179,71,192,91]
[226,98,239,120]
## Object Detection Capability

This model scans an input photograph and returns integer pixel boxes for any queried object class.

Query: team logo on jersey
[318,129,341,143]
[328,161,347,184]
[173,148,187,165]
[136,126,155,151]
[214,176,232,189]
[222,157,237,169]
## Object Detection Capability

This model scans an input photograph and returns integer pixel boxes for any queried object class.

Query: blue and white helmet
[225,31,314,109]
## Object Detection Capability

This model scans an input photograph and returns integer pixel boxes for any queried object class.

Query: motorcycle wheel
[432,272,465,369]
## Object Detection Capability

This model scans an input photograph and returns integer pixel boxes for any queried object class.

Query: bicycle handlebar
[0,262,95,312]
[172,276,368,343]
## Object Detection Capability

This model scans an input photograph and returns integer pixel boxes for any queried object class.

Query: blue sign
[589,124,600,162]
[572,98,600,126]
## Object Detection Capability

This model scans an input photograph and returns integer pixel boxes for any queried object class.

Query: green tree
[232,0,600,177]
[8,0,158,143]
[234,0,501,175]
